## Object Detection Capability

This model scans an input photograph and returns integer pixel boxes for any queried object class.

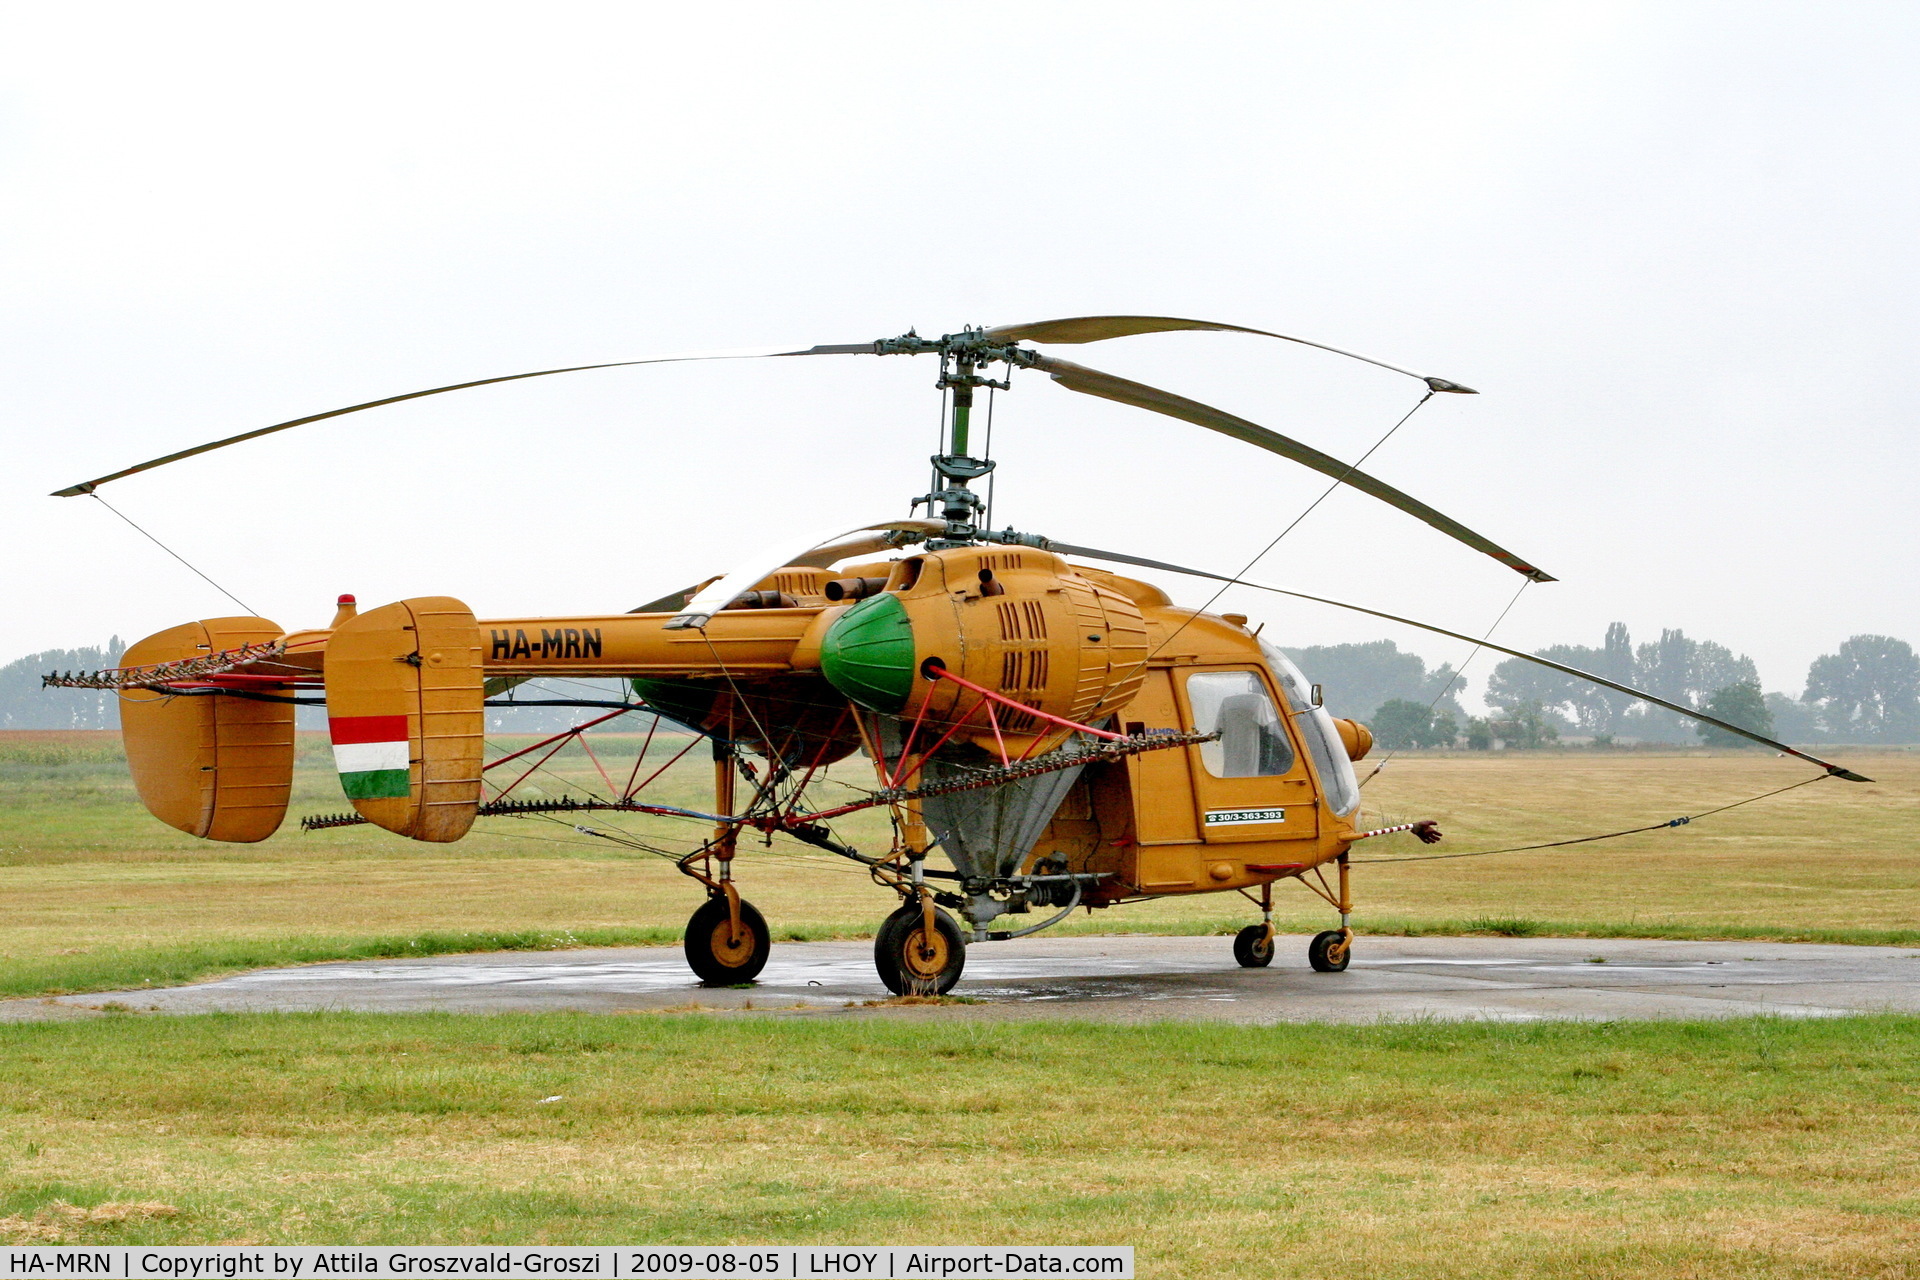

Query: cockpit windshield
[1260,641,1361,816]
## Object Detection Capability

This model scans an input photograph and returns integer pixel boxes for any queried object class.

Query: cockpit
[1259,641,1362,816]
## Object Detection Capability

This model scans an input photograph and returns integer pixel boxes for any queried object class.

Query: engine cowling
[818,545,1148,753]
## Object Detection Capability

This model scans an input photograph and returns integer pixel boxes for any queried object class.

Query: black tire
[1233,925,1275,968]
[1308,929,1351,973]
[873,903,967,995]
[684,895,771,986]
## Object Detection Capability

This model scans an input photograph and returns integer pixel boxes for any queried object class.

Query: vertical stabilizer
[325,596,484,842]
[120,617,294,842]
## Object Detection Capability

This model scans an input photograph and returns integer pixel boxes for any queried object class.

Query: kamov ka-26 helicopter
[46,316,1870,994]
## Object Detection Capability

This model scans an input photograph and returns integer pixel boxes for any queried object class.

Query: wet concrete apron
[15,934,1920,1023]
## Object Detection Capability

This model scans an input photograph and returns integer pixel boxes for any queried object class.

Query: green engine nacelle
[818,592,916,714]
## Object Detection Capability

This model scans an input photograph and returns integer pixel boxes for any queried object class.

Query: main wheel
[873,903,967,995]
[684,895,771,986]
[1308,929,1351,973]
[1233,925,1275,968]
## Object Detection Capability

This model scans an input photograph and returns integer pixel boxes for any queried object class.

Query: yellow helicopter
[45,316,1869,994]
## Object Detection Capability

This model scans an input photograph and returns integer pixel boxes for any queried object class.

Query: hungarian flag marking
[329,714,411,800]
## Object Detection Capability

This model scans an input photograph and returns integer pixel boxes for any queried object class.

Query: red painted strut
[923,666,1126,742]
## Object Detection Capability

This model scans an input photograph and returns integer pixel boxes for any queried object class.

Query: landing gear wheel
[1233,925,1275,968]
[684,895,771,986]
[874,904,967,996]
[1308,929,1351,973]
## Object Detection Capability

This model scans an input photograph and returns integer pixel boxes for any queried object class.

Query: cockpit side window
[1185,671,1295,778]
[1259,641,1362,816]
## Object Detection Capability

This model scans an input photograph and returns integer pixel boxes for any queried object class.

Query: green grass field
[1,1013,1917,1276]
[2,733,1918,1267]
[0,733,1913,997]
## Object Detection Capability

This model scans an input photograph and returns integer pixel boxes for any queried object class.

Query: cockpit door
[1177,667,1320,844]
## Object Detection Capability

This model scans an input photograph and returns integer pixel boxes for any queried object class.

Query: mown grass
[0,1012,1916,1276]
[1,735,1915,998]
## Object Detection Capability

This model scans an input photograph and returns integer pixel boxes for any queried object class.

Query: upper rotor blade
[1033,354,1553,583]
[984,315,1476,394]
[51,342,876,496]
[1051,540,1869,782]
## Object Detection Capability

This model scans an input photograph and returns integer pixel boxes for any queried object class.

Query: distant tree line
[1351,627,1919,751]
[1475,627,1919,748]
[0,641,125,729]
[5,627,1915,746]
[1787,635,1920,743]
[1479,623,1760,745]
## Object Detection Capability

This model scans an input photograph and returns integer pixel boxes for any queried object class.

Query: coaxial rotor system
[52,314,1551,582]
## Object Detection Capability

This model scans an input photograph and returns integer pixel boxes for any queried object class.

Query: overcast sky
[3,2,1913,712]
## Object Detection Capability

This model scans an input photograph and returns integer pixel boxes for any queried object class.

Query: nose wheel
[684,894,771,985]
[874,902,966,995]
[1239,855,1357,973]
[1308,928,1351,972]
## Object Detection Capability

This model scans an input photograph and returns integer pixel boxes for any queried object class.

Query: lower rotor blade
[787,526,940,570]
[666,519,944,630]
[1052,540,1869,782]
[51,342,877,496]
[623,523,938,617]
[984,315,1476,394]
[630,585,705,615]
[1034,355,1553,583]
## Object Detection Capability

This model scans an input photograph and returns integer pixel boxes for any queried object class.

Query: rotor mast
[919,332,1011,548]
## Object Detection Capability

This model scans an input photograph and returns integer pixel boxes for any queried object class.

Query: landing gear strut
[1238,853,1357,972]
[679,737,771,986]
[1308,853,1354,972]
